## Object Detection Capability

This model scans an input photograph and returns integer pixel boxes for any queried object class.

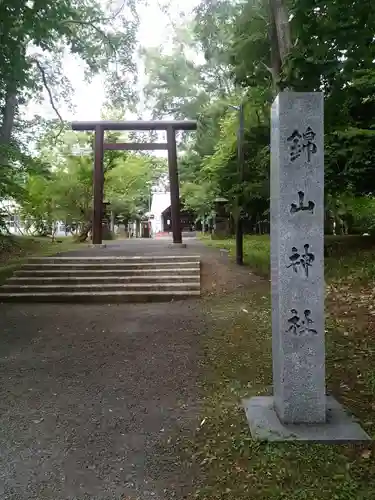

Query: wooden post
[93,125,104,245]
[167,127,182,244]
[236,104,245,265]
[71,121,197,246]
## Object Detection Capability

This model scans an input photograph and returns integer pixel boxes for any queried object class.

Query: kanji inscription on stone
[286,309,318,337]
[287,244,315,277]
[287,126,317,163]
[270,92,325,424]
[290,191,315,214]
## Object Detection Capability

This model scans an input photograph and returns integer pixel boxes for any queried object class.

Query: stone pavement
[0,300,203,500]
[0,238,206,499]
[58,234,199,257]
[0,237,264,499]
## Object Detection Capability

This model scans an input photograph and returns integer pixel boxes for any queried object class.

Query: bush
[324,235,375,257]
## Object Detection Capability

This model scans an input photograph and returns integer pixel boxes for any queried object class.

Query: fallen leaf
[32,418,44,424]
[199,417,207,427]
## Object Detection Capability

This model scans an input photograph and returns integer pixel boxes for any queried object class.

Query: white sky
[26,0,200,123]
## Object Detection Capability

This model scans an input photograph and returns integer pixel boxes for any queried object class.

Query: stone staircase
[0,255,201,302]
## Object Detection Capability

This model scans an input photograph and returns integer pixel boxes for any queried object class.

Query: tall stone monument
[243,92,370,441]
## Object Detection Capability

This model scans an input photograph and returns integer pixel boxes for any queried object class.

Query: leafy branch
[30,58,65,140]
[63,19,117,55]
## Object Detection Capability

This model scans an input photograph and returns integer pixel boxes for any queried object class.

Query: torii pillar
[71,120,197,245]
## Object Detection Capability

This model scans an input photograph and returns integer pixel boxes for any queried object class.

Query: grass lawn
[0,235,86,285]
[188,234,375,499]
[201,233,270,276]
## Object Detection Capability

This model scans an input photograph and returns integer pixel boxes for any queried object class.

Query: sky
[26,0,200,123]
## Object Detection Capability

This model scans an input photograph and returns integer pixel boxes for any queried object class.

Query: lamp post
[229,104,245,265]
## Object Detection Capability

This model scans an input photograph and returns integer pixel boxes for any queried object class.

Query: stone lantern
[102,201,112,240]
[212,197,230,239]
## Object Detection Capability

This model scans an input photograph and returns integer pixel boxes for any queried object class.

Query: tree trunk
[268,0,282,92]
[271,0,292,64]
[268,0,292,91]
[77,221,92,242]
[0,87,17,148]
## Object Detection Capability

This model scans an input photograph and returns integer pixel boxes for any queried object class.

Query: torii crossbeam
[71,120,197,245]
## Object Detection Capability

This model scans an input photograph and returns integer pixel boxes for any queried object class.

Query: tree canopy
[140,0,375,234]
[0,0,146,237]
[2,0,375,238]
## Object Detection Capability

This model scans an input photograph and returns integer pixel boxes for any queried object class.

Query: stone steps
[21,262,200,271]
[26,255,200,261]
[7,275,199,285]
[1,283,200,293]
[0,290,201,303]
[14,268,198,277]
[0,256,201,303]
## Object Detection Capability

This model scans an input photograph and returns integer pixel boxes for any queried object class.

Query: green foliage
[54,156,93,225]
[142,0,375,233]
[0,0,139,112]
[18,124,168,237]
[105,154,163,221]
[180,181,217,218]
[143,47,210,119]
[142,1,272,225]
[0,0,140,228]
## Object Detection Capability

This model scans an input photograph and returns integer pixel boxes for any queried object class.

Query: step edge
[0,282,200,291]
[15,268,200,274]
[0,290,201,297]
[8,275,199,281]
[21,263,201,268]
[27,256,201,261]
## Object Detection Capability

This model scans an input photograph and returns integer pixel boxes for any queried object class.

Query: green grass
[0,235,85,285]
[185,234,375,499]
[325,249,375,282]
[183,288,375,500]
[201,233,375,282]
[201,234,270,276]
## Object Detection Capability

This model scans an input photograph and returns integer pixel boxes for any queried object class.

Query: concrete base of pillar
[243,396,371,442]
[89,243,107,248]
[168,243,187,249]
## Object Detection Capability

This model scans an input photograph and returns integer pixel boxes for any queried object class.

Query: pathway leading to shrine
[0,238,263,499]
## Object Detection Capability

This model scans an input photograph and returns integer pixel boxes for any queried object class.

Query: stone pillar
[271,92,325,423]
[243,92,370,441]
[110,210,115,233]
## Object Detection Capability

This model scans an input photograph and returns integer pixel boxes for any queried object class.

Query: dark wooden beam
[167,127,182,244]
[103,142,168,151]
[72,120,197,132]
[93,126,104,245]
[72,119,197,246]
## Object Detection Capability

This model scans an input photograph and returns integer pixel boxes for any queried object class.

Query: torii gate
[71,120,197,245]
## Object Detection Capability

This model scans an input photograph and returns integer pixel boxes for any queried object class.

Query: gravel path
[0,238,265,499]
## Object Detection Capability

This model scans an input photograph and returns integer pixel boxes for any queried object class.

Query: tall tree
[0,0,141,231]
[0,0,139,155]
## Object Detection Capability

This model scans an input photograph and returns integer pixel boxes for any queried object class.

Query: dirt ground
[0,238,265,500]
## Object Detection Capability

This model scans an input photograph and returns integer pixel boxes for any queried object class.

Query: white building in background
[149,192,171,235]
[0,199,68,237]
[0,199,23,234]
